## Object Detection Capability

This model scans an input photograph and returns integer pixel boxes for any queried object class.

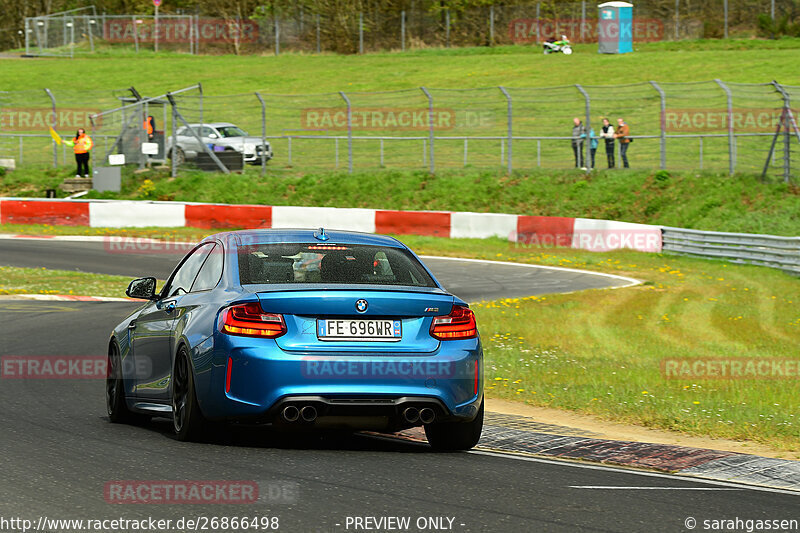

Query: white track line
[421,255,641,289]
[470,450,800,496]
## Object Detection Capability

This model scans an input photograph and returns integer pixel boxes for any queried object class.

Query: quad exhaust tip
[402,407,420,424]
[281,405,300,423]
[419,407,436,424]
[300,405,318,422]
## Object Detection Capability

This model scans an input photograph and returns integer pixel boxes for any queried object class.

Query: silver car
[167,122,273,165]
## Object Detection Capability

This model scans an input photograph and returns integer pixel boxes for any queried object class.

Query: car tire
[106,342,134,423]
[172,345,206,442]
[424,399,484,451]
[170,147,185,165]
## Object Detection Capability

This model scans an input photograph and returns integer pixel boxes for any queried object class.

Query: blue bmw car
[107,229,484,450]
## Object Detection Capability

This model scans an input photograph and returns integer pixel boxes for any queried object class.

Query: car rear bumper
[193,335,483,425]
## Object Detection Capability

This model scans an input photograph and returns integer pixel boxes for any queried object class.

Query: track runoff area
[0,235,798,532]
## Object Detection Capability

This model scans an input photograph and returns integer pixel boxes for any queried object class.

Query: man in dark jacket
[600,118,615,168]
[615,118,631,168]
[571,117,586,169]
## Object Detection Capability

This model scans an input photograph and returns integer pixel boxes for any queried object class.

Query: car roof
[204,228,408,248]
[183,123,237,128]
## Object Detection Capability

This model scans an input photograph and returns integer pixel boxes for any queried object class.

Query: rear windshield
[238,243,437,287]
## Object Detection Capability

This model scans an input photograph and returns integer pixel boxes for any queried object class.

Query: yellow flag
[48,126,62,145]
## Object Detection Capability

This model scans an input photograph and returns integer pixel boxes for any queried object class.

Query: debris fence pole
[420,87,435,173]
[255,92,267,176]
[650,81,667,169]
[44,88,58,169]
[499,86,513,174]
[339,91,353,173]
[714,79,735,175]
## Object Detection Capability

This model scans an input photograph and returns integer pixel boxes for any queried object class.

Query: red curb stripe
[1,200,90,226]
[375,210,451,237]
[185,204,272,229]
[516,215,575,247]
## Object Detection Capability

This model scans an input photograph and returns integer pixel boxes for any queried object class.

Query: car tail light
[430,305,477,340]
[220,303,286,338]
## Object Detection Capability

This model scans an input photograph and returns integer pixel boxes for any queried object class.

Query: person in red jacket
[71,128,94,178]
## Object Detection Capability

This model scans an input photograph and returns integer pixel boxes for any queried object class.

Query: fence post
[674,0,679,40]
[445,9,450,47]
[171,97,178,178]
[581,1,586,41]
[316,14,320,53]
[339,91,353,173]
[769,81,800,183]
[575,84,591,172]
[131,16,139,53]
[714,79,735,175]
[536,3,541,43]
[401,11,406,51]
[44,88,58,169]
[489,5,494,45]
[723,0,729,39]
[650,81,667,169]
[499,86,513,174]
[198,82,203,127]
[255,92,267,176]
[275,17,280,55]
[359,12,363,54]
[420,87,435,173]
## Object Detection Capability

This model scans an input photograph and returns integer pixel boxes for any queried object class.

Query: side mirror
[126,277,157,300]
[207,133,218,139]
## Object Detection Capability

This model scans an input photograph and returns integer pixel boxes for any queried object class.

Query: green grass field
[2,39,800,175]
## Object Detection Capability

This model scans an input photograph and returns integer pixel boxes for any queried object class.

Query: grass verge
[3,167,800,236]
[3,227,799,449]
[0,266,136,298]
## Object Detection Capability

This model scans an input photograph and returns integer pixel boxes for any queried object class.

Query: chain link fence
[2,80,798,183]
[19,1,796,56]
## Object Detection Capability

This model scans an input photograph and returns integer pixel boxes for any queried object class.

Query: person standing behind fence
[615,118,631,168]
[588,127,598,169]
[571,117,586,169]
[65,128,93,178]
[600,118,615,168]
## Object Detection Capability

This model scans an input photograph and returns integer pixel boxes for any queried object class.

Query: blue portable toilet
[598,1,633,54]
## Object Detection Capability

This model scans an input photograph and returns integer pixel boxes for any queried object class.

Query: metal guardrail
[662,226,800,275]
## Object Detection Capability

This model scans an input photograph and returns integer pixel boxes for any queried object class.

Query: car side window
[201,127,216,137]
[190,244,223,292]
[164,243,214,298]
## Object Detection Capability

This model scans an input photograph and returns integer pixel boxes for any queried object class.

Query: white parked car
[167,122,273,165]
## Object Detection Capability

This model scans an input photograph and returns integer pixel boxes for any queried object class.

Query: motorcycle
[543,36,573,55]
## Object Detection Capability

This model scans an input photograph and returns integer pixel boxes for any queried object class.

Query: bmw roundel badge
[355,299,368,313]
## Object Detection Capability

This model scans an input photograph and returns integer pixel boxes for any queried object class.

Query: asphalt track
[1,239,798,532]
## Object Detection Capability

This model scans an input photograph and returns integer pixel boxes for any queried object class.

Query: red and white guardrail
[0,198,662,253]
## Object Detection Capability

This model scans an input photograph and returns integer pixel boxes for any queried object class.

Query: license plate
[317,319,402,341]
